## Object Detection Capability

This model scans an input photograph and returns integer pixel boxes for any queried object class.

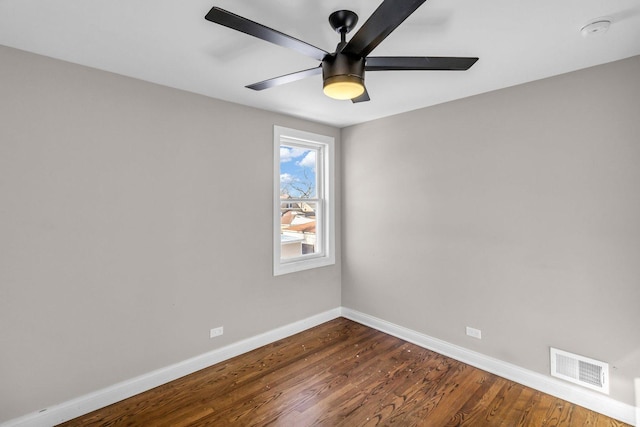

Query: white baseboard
[1,308,342,427]
[4,306,636,426]
[341,307,637,426]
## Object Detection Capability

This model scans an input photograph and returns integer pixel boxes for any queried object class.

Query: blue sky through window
[280,145,317,199]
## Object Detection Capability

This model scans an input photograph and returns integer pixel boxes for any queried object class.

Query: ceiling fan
[205,0,478,102]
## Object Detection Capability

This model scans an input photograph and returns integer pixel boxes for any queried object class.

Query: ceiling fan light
[323,75,365,100]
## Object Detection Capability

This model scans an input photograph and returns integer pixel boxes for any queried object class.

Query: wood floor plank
[341,346,447,425]
[408,359,485,425]
[58,318,630,427]
[483,381,528,425]
[241,333,405,425]
[287,336,411,425]
[183,323,382,425]
[339,347,448,425]
[448,374,509,426]
[513,390,545,427]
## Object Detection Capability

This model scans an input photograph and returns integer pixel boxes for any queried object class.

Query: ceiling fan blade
[351,87,370,103]
[342,0,427,58]
[246,66,322,91]
[366,56,479,71]
[205,7,328,61]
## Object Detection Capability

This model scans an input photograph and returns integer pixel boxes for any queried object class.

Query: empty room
[1,0,639,426]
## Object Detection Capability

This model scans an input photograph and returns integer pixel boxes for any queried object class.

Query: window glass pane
[279,145,317,199]
[280,201,319,259]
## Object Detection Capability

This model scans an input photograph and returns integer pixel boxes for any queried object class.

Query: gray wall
[0,45,341,421]
[341,55,640,406]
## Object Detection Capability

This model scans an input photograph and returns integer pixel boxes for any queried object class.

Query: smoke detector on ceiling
[580,19,611,37]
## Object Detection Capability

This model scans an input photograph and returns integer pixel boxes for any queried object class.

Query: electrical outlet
[466,326,482,339]
[210,326,223,338]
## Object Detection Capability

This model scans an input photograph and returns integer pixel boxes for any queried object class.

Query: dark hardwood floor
[59,318,630,426]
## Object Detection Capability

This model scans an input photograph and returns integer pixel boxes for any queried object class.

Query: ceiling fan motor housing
[322,52,365,93]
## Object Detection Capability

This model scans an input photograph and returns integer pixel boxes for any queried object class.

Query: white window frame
[273,126,335,276]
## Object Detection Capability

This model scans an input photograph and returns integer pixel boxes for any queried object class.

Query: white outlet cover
[210,327,224,338]
[466,326,482,339]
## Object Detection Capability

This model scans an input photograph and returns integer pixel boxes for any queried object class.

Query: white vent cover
[550,347,609,394]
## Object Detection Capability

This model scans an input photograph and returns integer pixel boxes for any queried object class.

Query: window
[273,126,335,275]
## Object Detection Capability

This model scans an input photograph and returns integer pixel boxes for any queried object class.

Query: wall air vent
[550,347,609,394]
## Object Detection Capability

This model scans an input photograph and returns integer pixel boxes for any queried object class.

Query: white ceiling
[1,0,639,127]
